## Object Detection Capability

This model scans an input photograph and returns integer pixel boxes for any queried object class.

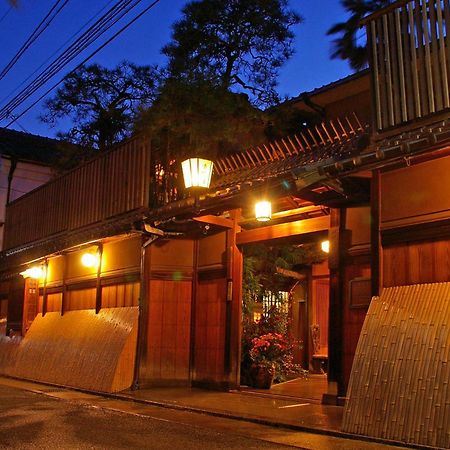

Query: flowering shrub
[249,331,305,382]
[250,333,288,368]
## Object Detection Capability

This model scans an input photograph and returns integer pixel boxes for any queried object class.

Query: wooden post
[42,259,49,316]
[225,209,243,387]
[95,243,103,314]
[371,170,381,295]
[325,208,346,403]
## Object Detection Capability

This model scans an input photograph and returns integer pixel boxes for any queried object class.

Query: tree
[41,61,160,151]
[138,79,267,161]
[162,0,301,106]
[327,0,392,71]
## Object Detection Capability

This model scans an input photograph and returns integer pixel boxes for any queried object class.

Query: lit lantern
[181,157,213,189]
[255,200,272,222]
[81,252,100,268]
[321,240,330,253]
[20,265,45,279]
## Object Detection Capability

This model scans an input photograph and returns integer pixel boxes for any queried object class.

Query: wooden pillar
[371,170,381,295]
[95,243,103,314]
[42,260,49,316]
[325,207,346,403]
[225,209,243,387]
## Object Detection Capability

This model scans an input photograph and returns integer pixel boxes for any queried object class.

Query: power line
[0,0,69,81]
[4,0,161,128]
[0,0,147,121]
[0,0,115,106]
[0,6,12,26]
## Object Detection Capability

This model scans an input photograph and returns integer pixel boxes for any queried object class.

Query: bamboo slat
[343,282,450,448]
[0,307,138,392]
[367,0,450,132]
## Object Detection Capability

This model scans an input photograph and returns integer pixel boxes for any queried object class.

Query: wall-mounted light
[255,200,272,222]
[181,157,213,189]
[81,251,100,268]
[321,240,330,253]
[20,265,45,279]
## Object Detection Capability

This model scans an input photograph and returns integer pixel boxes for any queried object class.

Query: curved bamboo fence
[343,283,450,448]
[0,307,138,392]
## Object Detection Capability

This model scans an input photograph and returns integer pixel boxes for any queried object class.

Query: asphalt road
[0,384,301,450]
[0,380,409,450]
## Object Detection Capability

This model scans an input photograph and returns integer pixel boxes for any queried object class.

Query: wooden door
[140,239,194,387]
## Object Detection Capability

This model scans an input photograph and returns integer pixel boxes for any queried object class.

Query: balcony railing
[3,136,151,250]
[366,0,450,133]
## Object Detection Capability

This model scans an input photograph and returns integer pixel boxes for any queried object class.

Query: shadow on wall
[0,307,138,393]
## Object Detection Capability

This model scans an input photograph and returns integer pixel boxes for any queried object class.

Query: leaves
[327,0,393,70]
[163,0,301,107]
[40,61,160,151]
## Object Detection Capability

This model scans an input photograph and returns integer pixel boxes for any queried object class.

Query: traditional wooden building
[0,1,449,447]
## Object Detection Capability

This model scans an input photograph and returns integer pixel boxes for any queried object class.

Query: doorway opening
[240,240,329,403]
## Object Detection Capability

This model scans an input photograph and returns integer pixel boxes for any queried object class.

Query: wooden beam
[276,267,306,280]
[236,216,330,246]
[239,205,323,225]
[193,215,236,229]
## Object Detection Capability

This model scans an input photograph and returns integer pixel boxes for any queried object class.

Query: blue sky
[0,1,355,138]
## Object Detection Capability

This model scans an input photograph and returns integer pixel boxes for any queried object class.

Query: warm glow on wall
[181,157,213,189]
[321,240,330,253]
[255,200,272,222]
[20,265,45,279]
[81,252,100,268]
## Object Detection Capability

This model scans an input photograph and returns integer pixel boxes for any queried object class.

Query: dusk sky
[0,1,357,139]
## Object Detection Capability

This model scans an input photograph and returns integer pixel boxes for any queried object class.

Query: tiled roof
[0,127,63,165]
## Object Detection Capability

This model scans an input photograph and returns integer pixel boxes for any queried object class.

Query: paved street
[0,380,409,450]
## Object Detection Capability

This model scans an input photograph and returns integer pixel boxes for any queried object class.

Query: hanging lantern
[321,240,330,253]
[181,157,213,189]
[20,265,45,279]
[255,200,272,222]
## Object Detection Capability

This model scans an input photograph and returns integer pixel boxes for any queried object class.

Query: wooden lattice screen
[343,283,450,448]
[367,0,450,132]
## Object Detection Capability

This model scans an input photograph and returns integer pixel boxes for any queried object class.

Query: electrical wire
[0,6,12,26]
[0,0,115,106]
[0,0,69,81]
[0,0,146,121]
[4,0,161,128]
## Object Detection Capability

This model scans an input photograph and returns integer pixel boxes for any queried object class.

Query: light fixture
[20,265,45,279]
[255,200,272,222]
[81,251,100,268]
[181,157,213,189]
[321,240,330,253]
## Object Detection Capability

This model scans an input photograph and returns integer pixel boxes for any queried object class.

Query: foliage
[244,243,325,294]
[137,79,267,161]
[242,308,305,384]
[327,0,393,70]
[41,61,160,151]
[162,0,301,106]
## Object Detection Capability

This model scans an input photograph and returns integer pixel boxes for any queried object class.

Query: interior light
[255,200,272,222]
[181,157,213,189]
[321,240,330,253]
[81,252,100,268]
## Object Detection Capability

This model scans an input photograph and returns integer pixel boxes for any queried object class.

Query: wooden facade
[2,136,151,251]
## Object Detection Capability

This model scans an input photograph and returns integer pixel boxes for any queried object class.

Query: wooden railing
[3,136,151,250]
[366,0,450,133]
